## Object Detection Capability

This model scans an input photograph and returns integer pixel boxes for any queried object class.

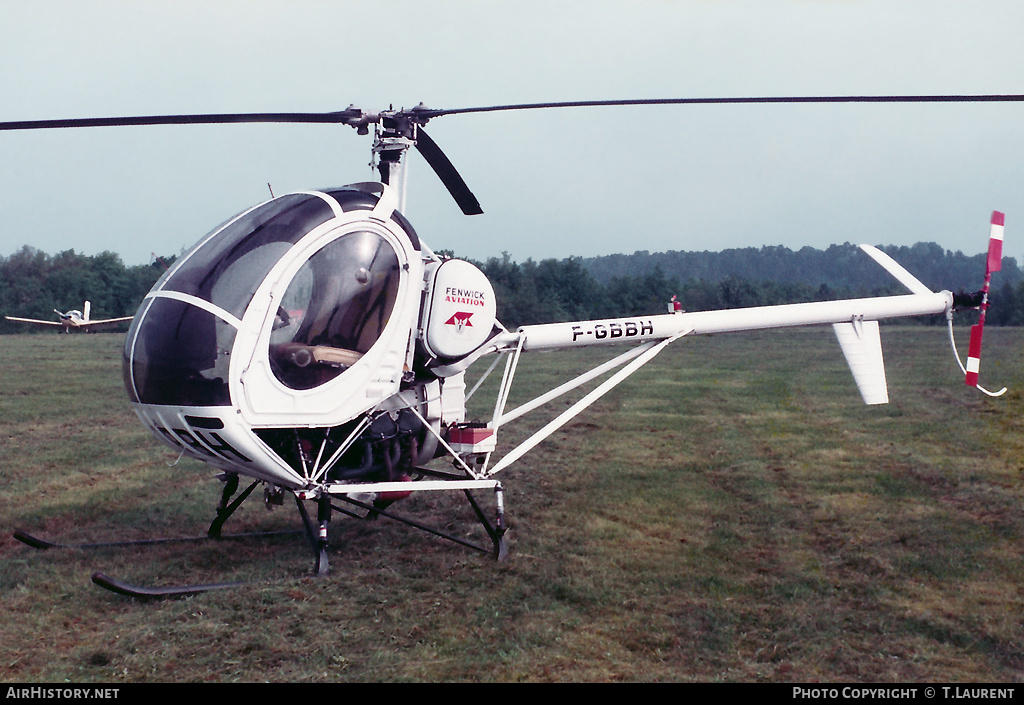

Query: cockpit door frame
[232,211,422,427]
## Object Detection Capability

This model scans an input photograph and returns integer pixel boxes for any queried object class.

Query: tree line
[580,241,1024,294]
[480,242,1024,329]
[3,242,1023,334]
[0,246,169,333]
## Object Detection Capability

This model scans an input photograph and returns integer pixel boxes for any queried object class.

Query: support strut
[208,474,258,538]
[317,493,332,576]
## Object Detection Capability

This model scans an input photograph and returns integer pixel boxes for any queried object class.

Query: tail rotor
[950,211,1007,397]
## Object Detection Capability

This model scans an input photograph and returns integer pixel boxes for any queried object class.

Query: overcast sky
[2,0,1023,267]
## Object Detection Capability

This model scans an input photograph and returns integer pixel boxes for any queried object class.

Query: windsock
[964,211,1004,388]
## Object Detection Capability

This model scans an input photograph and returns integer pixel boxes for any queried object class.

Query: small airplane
[4,300,133,333]
[2,94,1016,597]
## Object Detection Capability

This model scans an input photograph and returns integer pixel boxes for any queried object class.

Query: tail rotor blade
[413,127,483,216]
[965,323,984,387]
[953,211,1007,397]
[987,211,1004,274]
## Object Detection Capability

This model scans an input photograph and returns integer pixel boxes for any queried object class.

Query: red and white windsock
[964,211,1004,388]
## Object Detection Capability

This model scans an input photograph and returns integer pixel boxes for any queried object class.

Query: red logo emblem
[445,312,474,330]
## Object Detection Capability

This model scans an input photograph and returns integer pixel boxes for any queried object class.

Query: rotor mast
[371,109,417,214]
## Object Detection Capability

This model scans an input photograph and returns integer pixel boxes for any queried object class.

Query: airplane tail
[84,301,91,322]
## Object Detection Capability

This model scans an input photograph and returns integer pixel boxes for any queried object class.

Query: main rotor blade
[6,94,1022,131]
[0,110,363,131]
[414,94,1024,119]
[414,126,483,215]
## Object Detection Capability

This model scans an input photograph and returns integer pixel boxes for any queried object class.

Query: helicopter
[3,95,1016,597]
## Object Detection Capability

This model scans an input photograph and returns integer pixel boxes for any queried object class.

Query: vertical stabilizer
[833,320,888,405]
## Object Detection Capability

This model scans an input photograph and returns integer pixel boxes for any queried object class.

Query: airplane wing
[4,316,64,327]
[78,316,134,328]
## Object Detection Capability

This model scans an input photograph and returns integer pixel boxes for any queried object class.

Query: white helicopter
[5,300,133,333]
[4,95,1015,597]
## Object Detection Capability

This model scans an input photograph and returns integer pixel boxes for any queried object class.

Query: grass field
[1,326,1023,683]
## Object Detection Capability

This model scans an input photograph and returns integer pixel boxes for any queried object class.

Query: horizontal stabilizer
[833,320,889,405]
[859,245,933,295]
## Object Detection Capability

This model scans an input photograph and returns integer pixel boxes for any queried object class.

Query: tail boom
[518,291,952,352]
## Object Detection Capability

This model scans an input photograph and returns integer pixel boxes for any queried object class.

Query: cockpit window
[160,194,334,320]
[125,297,236,406]
[270,230,401,390]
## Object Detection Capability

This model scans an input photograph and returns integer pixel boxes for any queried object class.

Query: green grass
[1,326,1023,682]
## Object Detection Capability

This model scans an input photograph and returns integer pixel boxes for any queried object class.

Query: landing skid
[90,572,247,598]
[12,528,303,551]
[13,471,509,598]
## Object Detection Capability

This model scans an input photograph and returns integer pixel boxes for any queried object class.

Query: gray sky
[2,0,1023,267]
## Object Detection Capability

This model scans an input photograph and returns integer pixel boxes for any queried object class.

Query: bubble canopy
[123,188,416,412]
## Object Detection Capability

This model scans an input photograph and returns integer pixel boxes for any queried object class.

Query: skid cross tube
[330,488,506,558]
[323,476,507,559]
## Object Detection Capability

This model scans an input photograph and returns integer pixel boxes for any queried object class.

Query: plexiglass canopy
[124,192,403,407]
